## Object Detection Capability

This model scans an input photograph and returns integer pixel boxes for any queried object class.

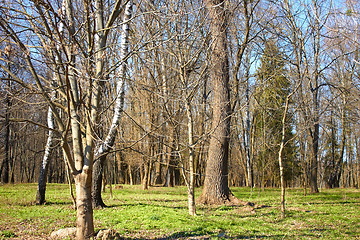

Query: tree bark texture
[199,0,233,205]
[75,169,94,240]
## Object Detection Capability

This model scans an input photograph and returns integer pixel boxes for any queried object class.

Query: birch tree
[92,0,132,209]
[36,0,65,205]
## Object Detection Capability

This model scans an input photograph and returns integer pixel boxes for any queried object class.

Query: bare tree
[198,0,234,204]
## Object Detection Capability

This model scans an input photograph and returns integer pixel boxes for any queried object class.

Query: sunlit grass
[0,183,359,239]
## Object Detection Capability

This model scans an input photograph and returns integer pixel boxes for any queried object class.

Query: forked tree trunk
[198,0,233,205]
[91,0,132,208]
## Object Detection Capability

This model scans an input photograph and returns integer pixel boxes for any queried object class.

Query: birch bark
[36,0,65,205]
[92,0,132,208]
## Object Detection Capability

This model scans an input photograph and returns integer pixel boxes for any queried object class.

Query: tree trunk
[2,97,10,184]
[245,78,253,188]
[310,122,319,193]
[36,107,54,205]
[128,164,133,185]
[278,96,291,219]
[92,156,106,208]
[167,125,178,187]
[142,157,150,190]
[2,57,11,184]
[91,0,132,207]
[154,141,163,185]
[185,100,196,216]
[75,170,94,240]
[198,0,233,205]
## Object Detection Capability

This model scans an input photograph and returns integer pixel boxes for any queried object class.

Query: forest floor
[0,184,359,239]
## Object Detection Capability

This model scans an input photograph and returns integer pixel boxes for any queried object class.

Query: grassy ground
[0,184,359,239]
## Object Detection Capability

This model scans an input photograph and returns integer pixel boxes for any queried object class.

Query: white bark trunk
[36,106,54,204]
[36,0,65,204]
[91,0,132,208]
[96,0,132,157]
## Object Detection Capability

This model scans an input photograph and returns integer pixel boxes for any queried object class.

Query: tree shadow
[105,202,187,210]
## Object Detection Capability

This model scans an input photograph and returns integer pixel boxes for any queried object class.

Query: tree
[1,45,12,184]
[253,41,297,189]
[0,0,129,238]
[198,0,234,204]
[92,0,132,209]
[36,0,65,205]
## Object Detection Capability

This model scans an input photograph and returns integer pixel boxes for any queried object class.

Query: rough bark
[167,126,178,187]
[198,0,234,205]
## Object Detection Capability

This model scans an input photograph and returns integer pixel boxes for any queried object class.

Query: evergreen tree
[254,41,298,186]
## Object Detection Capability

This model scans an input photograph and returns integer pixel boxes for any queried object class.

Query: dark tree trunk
[198,0,233,205]
[167,156,175,187]
[2,86,11,184]
[154,141,164,185]
[92,156,107,208]
[166,125,178,187]
[36,165,50,204]
[310,121,319,193]
[142,157,150,190]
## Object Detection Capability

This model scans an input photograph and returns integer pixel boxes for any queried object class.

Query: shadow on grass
[106,202,187,210]
[116,232,328,239]
[41,201,74,206]
[118,232,288,239]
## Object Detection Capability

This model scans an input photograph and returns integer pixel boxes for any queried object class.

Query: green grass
[0,184,359,239]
